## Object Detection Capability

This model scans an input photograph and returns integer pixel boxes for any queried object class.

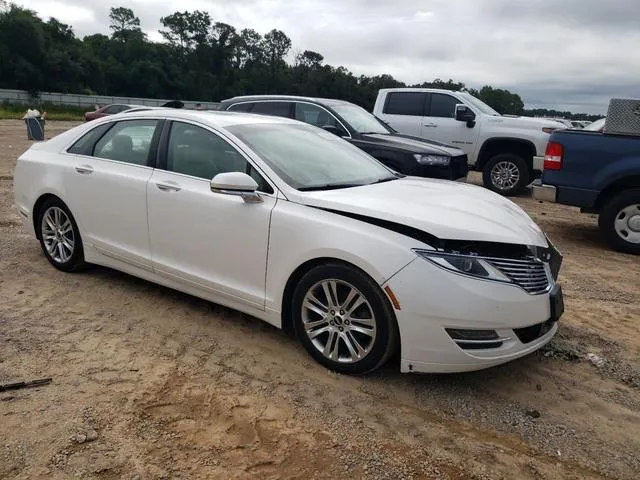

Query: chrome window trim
[228,99,353,139]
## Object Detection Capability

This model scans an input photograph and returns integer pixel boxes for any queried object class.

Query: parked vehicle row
[13,109,564,374]
[218,95,469,182]
[373,88,567,196]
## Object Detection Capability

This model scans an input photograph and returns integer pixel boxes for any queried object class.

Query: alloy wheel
[301,279,377,363]
[41,206,75,263]
[490,161,521,191]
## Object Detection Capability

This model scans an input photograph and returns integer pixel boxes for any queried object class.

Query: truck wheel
[598,189,640,254]
[483,154,529,196]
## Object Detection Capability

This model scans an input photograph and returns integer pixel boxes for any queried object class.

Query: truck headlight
[414,249,511,283]
[414,154,450,166]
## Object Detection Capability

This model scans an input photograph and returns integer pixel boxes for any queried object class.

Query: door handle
[423,123,438,128]
[155,181,181,192]
[75,165,94,174]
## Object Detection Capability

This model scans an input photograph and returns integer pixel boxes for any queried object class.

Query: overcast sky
[16,0,640,114]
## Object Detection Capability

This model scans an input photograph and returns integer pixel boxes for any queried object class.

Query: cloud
[15,0,639,113]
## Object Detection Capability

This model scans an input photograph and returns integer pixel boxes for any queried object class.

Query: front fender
[265,200,421,316]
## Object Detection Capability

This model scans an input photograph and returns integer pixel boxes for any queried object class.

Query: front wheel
[598,189,640,254]
[482,153,530,196]
[292,263,398,374]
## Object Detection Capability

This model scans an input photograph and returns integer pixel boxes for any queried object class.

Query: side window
[228,102,254,112]
[251,101,292,117]
[67,123,114,155]
[294,103,341,129]
[383,92,426,116]
[166,122,273,193]
[429,94,459,118]
[93,120,158,166]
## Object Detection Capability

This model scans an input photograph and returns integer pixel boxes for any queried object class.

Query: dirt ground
[0,120,638,480]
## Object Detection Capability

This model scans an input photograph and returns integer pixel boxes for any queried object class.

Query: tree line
[0,4,601,120]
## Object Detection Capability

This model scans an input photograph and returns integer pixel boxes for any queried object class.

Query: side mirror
[455,104,476,127]
[322,125,348,137]
[210,172,263,203]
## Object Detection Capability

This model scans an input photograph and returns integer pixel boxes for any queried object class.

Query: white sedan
[13,110,564,374]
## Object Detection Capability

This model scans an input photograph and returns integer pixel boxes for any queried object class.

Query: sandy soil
[0,120,638,480]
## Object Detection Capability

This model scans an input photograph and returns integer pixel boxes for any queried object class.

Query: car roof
[112,109,301,128]
[377,88,465,95]
[220,95,353,107]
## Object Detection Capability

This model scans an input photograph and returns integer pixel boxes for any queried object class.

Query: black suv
[218,95,469,181]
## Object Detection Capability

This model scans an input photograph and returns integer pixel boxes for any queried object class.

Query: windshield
[458,92,501,116]
[330,103,390,134]
[585,118,605,131]
[227,123,396,190]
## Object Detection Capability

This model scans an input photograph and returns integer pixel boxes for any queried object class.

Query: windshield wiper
[369,176,400,184]
[298,183,365,192]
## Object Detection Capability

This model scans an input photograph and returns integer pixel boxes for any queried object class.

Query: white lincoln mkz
[13,109,564,374]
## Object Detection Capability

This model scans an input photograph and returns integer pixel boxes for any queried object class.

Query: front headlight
[414,249,512,283]
[414,154,450,166]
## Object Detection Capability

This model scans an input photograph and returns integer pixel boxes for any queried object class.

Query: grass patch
[0,102,86,121]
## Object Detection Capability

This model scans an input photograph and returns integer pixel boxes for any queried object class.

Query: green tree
[475,85,524,115]
[109,7,143,42]
[0,5,599,118]
[160,10,211,52]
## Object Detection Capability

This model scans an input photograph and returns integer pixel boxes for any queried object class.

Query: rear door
[378,92,427,137]
[64,119,161,268]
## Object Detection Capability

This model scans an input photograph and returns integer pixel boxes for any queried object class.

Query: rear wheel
[599,189,640,254]
[37,198,86,272]
[292,263,398,374]
[483,153,529,196]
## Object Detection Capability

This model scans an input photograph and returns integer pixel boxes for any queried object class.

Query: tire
[598,189,640,254]
[482,153,530,196]
[37,198,86,272]
[292,263,398,374]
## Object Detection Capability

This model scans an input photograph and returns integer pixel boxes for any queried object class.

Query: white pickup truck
[373,88,566,195]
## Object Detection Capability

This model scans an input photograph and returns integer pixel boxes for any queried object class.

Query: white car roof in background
[116,109,299,128]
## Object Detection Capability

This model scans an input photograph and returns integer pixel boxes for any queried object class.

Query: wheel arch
[476,137,536,172]
[32,193,64,239]
[594,175,640,210]
[280,257,395,336]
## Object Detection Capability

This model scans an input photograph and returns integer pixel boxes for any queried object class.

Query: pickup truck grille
[485,257,550,294]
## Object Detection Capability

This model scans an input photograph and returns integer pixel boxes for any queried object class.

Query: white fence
[0,88,220,110]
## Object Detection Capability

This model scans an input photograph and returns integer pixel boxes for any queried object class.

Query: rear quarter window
[67,123,114,155]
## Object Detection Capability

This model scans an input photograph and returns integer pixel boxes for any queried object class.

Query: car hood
[293,177,548,247]
[356,133,464,156]
[486,115,566,130]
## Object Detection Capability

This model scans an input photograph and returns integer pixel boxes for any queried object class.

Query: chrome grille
[486,257,550,294]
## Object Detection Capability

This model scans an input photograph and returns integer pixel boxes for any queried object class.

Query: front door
[147,121,277,308]
[421,93,479,158]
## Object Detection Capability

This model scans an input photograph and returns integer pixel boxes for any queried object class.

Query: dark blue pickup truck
[533,120,640,254]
